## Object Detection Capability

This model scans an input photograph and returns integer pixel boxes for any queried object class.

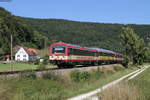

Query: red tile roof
[24,48,39,56]
[14,46,39,56]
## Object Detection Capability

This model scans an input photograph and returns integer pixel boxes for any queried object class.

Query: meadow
[0,62,56,72]
[0,65,137,100]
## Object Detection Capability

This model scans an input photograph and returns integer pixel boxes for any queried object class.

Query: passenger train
[49,42,124,68]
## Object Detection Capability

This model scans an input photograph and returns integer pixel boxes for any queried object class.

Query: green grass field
[0,62,56,72]
[0,65,138,100]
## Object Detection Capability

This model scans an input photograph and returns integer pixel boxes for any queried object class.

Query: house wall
[15,48,29,61]
[29,55,38,61]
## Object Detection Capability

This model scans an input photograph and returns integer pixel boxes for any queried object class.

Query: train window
[68,48,96,56]
[52,45,66,54]
[99,52,113,56]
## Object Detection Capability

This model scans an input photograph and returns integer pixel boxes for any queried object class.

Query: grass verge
[99,82,141,100]
[99,64,150,100]
[0,62,56,72]
[129,66,150,100]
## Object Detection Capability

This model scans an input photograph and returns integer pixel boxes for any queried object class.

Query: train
[49,42,124,68]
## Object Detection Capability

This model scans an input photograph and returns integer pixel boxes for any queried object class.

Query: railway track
[0,64,120,77]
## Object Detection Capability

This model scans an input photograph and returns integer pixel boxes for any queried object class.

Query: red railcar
[49,42,123,68]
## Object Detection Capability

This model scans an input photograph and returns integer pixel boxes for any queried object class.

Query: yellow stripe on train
[98,56,123,61]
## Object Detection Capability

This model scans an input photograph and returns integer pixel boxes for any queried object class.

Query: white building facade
[15,47,29,61]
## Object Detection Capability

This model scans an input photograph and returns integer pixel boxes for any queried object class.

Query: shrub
[33,59,39,65]
[70,70,80,82]
[81,71,91,81]
[93,70,104,79]
[42,55,49,65]
[122,55,130,67]
[70,70,91,82]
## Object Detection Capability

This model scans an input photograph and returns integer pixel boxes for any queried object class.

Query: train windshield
[52,45,66,54]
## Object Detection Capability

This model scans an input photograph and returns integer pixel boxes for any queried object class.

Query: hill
[0,7,47,56]
[20,17,150,53]
[0,7,150,56]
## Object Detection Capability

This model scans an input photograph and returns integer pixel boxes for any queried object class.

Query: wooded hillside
[21,18,150,53]
[0,7,150,55]
[0,7,47,55]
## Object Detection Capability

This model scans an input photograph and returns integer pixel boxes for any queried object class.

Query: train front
[49,42,68,67]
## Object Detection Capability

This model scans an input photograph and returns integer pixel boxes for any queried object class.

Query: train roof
[67,43,83,48]
[67,43,116,54]
[52,42,122,55]
[67,43,99,52]
[90,48,116,54]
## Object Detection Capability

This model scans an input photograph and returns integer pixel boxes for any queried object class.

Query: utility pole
[44,38,46,49]
[10,34,13,71]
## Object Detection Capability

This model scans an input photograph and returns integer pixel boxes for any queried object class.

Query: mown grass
[0,65,138,100]
[0,62,37,72]
[0,62,56,72]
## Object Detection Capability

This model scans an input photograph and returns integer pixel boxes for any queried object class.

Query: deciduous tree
[120,27,146,65]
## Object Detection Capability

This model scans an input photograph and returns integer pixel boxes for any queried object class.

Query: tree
[145,42,150,61]
[0,7,47,56]
[120,27,146,65]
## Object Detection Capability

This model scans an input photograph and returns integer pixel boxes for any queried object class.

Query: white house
[15,47,39,61]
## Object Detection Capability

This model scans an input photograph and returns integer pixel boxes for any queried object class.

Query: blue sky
[0,0,150,24]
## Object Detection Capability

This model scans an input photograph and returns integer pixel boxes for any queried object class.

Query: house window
[17,55,20,57]
[23,55,26,57]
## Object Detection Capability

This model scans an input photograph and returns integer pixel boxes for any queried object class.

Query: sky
[0,0,150,24]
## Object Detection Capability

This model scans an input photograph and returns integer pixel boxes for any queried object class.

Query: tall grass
[129,67,150,100]
[99,66,150,100]
[0,78,65,100]
[100,83,141,100]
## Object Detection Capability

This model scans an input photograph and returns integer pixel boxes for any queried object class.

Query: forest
[20,17,150,53]
[0,7,47,56]
[0,7,150,56]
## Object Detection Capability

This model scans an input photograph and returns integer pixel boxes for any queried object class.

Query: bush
[19,71,37,79]
[42,55,49,65]
[70,70,91,82]
[122,55,130,67]
[33,59,40,65]
[93,70,104,79]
